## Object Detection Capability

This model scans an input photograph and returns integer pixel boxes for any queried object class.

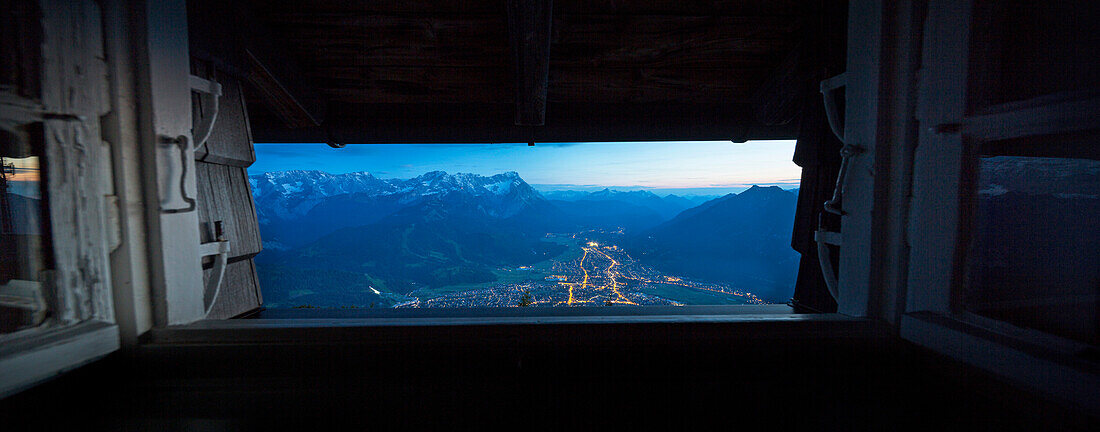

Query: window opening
[0,125,53,333]
[249,141,803,310]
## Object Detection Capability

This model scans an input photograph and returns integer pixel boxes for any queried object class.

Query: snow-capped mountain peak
[250,170,544,222]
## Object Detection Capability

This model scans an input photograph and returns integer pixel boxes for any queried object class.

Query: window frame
[0,0,120,398]
[898,0,1100,414]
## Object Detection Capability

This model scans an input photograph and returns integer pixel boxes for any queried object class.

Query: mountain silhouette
[628,185,800,302]
[252,171,803,306]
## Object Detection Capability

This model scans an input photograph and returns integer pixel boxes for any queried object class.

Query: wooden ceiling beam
[304,65,766,104]
[262,15,797,69]
[250,0,815,17]
[751,0,847,126]
[507,0,553,126]
[751,40,819,126]
[187,0,325,128]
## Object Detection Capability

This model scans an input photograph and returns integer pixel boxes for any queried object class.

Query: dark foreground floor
[2,316,1096,431]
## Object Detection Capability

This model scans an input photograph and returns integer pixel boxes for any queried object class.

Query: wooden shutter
[191,64,264,319]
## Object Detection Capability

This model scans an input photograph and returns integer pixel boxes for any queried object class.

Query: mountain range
[252,171,707,247]
[251,170,551,248]
[542,188,697,220]
[625,185,800,301]
[251,170,802,306]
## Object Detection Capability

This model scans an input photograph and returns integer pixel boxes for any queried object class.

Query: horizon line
[251,168,800,191]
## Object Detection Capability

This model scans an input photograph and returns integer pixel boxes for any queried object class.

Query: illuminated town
[394,229,768,308]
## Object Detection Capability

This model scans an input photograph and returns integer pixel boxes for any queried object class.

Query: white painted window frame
[2,0,215,398]
[131,0,206,327]
[897,0,1100,414]
[0,0,121,398]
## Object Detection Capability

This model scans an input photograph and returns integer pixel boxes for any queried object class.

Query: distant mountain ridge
[250,170,538,222]
[251,170,546,247]
[251,170,804,307]
[253,170,566,303]
[254,171,709,223]
[250,170,397,222]
[542,187,697,222]
[628,185,800,302]
[252,170,712,246]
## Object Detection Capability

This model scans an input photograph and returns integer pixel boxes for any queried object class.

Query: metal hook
[158,135,197,214]
[189,74,222,149]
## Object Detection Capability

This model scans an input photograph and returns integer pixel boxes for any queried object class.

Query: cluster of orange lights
[553,244,639,306]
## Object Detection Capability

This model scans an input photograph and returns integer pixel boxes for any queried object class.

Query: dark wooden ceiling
[231,0,845,143]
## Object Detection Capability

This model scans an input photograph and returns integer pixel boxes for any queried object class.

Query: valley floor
[393,229,769,308]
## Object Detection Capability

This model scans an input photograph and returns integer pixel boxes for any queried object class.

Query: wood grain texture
[261,14,509,68]
[551,15,799,68]
[309,66,510,103]
[261,14,796,68]
[204,259,261,320]
[752,40,820,126]
[508,0,553,125]
[193,74,256,167]
[553,0,820,16]
[252,102,800,143]
[194,158,263,319]
[187,0,325,128]
[251,0,816,16]
[39,0,114,324]
[309,66,769,104]
[550,67,766,103]
[194,162,262,260]
[235,0,839,140]
[252,5,808,105]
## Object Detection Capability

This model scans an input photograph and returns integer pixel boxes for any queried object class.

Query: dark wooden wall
[239,0,837,143]
[253,1,808,105]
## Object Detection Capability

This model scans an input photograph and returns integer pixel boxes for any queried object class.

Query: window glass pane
[1,126,52,334]
[249,141,802,310]
[967,156,1100,345]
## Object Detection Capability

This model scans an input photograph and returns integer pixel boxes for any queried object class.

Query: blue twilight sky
[252,140,802,196]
